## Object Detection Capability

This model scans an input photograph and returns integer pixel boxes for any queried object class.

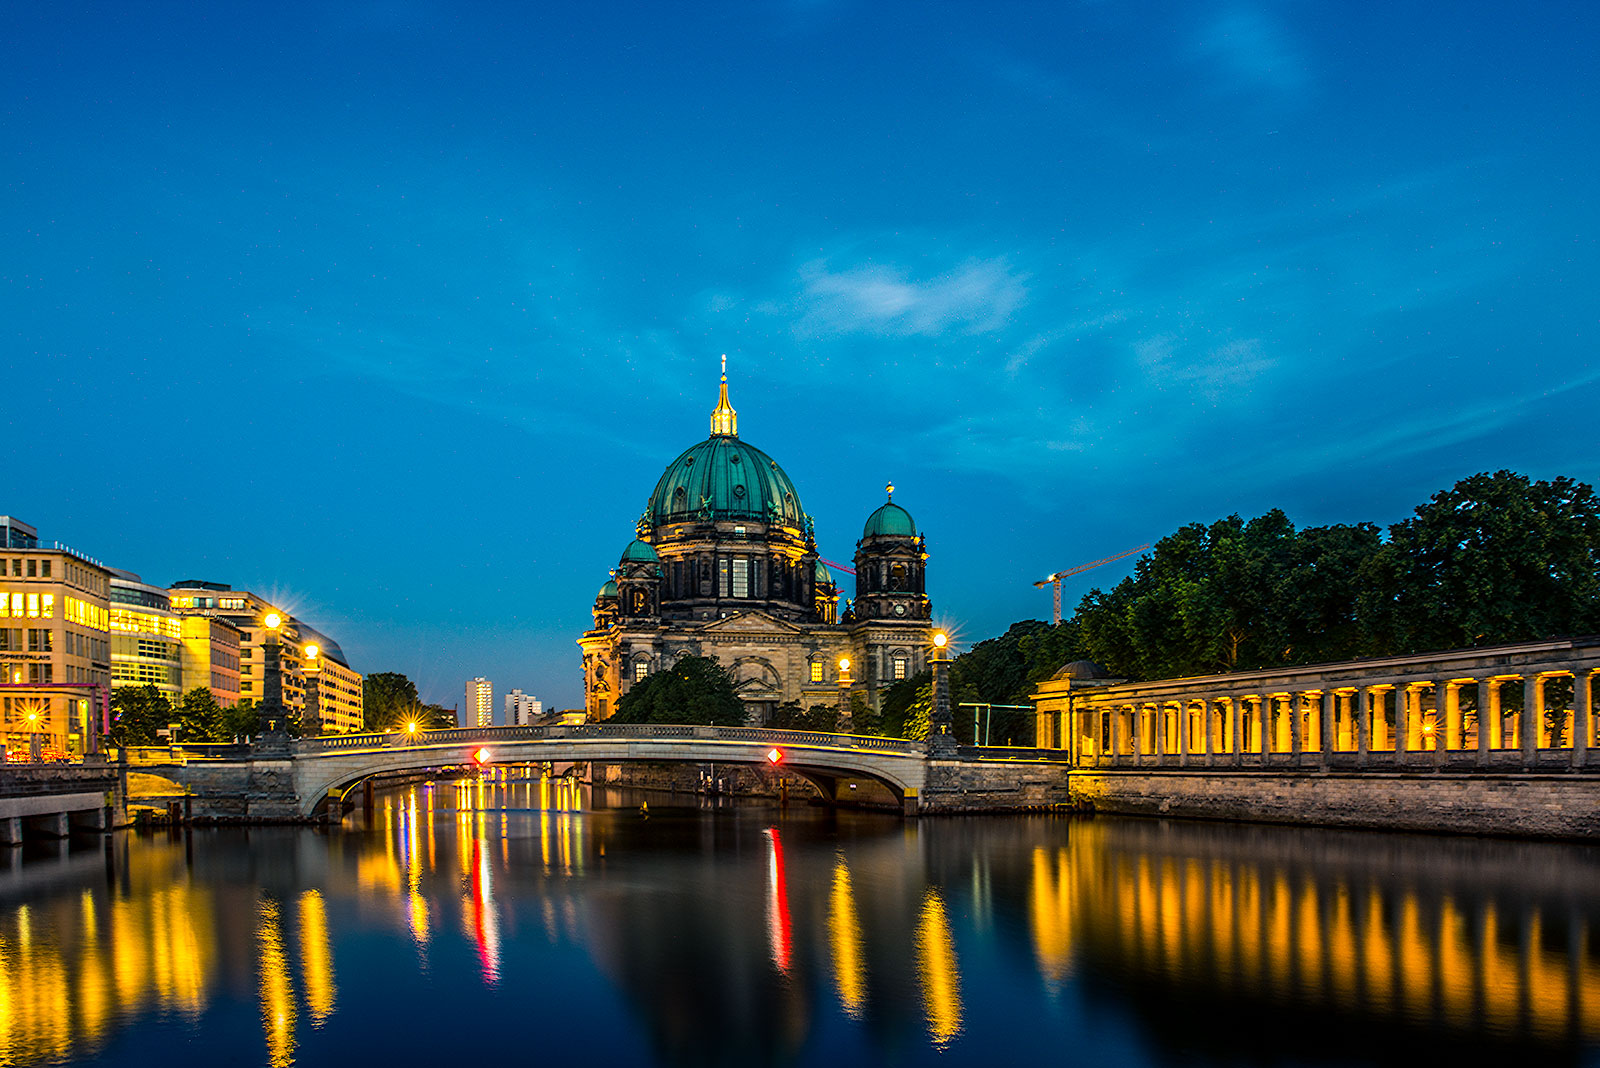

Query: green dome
[647,436,807,528]
[598,579,618,598]
[620,539,660,563]
[863,501,917,538]
[815,560,833,584]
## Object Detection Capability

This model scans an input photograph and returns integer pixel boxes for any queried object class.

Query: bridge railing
[120,743,252,766]
[293,723,926,755]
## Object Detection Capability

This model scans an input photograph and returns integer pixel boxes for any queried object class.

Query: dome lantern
[710,354,738,437]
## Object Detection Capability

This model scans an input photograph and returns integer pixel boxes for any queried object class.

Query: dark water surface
[2,776,1598,1067]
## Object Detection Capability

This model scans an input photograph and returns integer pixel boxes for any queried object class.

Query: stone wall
[918,760,1075,814]
[1070,769,1600,838]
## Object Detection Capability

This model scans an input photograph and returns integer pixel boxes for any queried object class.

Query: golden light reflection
[298,890,337,1026]
[828,858,867,1017]
[915,889,963,1048]
[1028,847,1074,988]
[1030,823,1600,1044]
[256,898,295,1068]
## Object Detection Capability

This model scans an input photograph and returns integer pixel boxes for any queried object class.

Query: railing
[121,725,1044,764]
[294,723,927,756]
[120,743,252,766]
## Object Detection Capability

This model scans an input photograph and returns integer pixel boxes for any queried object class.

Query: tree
[363,672,420,731]
[1358,471,1600,653]
[109,685,171,746]
[768,701,840,732]
[223,698,262,740]
[174,687,225,742]
[612,656,745,726]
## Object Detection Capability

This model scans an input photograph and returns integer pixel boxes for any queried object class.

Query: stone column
[1230,697,1243,767]
[1129,704,1141,768]
[1523,675,1541,764]
[1289,691,1303,765]
[1440,684,1452,757]
[1444,681,1462,753]
[1395,683,1413,760]
[1178,701,1190,767]
[1357,687,1371,767]
[1204,698,1215,767]
[1260,696,1274,762]
[1484,681,1497,748]
[1319,690,1334,766]
[1575,671,1593,769]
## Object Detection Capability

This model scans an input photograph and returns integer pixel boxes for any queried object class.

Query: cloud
[787,257,1028,339]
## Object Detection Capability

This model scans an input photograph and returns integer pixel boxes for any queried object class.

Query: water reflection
[0,777,1592,1067]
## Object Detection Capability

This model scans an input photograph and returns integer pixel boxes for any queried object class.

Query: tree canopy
[363,672,421,731]
[1076,470,1600,680]
[613,656,745,726]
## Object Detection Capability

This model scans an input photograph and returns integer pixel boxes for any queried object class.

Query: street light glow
[407,721,418,734]
[264,612,282,630]
[304,644,319,659]
[933,632,948,648]
[838,657,850,672]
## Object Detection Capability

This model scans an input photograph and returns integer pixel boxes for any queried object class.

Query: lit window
[633,660,649,682]
[25,594,38,618]
[893,657,907,680]
[732,557,748,598]
[41,594,52,618]
[810,661,823,683]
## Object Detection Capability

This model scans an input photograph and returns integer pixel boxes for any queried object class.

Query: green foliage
[768,700,840,732]
[877,672,928,738]
[223,698,262,740]
[901,684,932,741]
[109,685,172,746]
[612,656,745,726]
[846,692,878,736]
[1071,470,1600,681]
[1357,471,1600,653]
[363,672,421,731]
[174,687,226,742]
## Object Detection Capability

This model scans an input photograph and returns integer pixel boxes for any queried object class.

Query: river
[0,775,1597,1067]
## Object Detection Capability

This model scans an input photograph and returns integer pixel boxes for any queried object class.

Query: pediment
[696,611,808,635]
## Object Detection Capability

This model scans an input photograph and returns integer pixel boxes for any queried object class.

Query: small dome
[863,501,917,538]
[1052,659,1108,681]
[598,579,618,599]
[620,539,660,564]
[814,560,833,584]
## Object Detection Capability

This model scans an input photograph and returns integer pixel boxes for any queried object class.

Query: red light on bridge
[766,748,783,765]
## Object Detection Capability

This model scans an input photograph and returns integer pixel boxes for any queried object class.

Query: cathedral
[579,363,934,724]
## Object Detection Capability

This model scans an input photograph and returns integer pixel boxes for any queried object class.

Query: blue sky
[5,2,1597,712]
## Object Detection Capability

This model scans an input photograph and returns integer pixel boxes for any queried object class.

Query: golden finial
[710,353,738,437]
[886,482,895,500]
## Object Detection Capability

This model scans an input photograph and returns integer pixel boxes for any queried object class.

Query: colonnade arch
[1033,637,1600,771]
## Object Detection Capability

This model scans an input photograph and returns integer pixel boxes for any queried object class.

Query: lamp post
[837,657,853,733]
[929,631,955,755]
[26,709,40,763]
[258,611,288,746]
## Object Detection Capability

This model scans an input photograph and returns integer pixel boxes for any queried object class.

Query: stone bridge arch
[290,726,930,818]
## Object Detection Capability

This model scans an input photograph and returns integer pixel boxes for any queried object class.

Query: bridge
[129,723,1076,820]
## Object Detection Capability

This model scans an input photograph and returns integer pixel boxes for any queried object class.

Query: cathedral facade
[578,367,933,724]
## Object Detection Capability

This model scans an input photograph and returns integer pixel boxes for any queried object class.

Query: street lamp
[26,709,40,763]
[259,611,286,739]
[837,657,853,733]
[407,720,418,745]
[929,631,954,753]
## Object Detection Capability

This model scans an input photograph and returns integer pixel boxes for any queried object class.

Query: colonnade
[1033,639,1600,772]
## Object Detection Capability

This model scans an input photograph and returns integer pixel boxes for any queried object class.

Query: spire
[710,353,738,437]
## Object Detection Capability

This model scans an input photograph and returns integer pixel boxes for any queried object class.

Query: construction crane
[819,558,856,576]
[1034,544,1150,624]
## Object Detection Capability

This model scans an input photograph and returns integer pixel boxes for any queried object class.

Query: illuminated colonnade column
[1575,670,1593,767]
